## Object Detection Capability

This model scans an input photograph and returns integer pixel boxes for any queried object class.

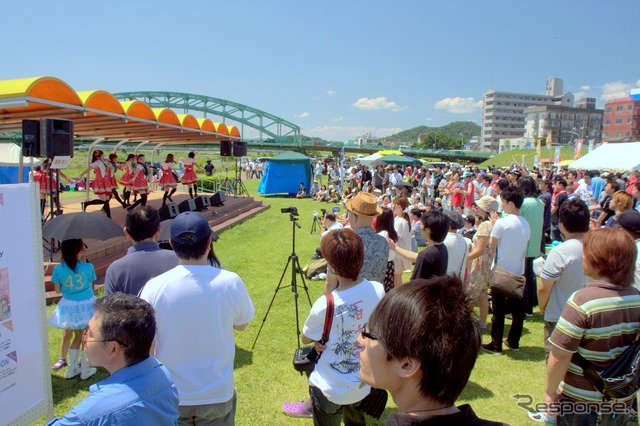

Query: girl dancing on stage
[160,153,178,206]
[127,154,150,210]
[77,150,114,218]
[182,151,204,199]
[107,153,127,208]
[119,154,136,206]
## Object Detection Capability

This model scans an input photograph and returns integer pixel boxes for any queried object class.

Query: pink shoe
[52,358,67,370]
[282,401,313,418]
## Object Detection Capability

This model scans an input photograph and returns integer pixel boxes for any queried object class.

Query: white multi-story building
[481,77,574,151]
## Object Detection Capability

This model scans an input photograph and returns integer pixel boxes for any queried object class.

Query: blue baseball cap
[170,212,217,244]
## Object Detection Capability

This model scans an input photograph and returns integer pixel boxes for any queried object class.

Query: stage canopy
[569,142,640,172]
[258,151,312,195]
[0,143,39,184]
[0,76,241,145]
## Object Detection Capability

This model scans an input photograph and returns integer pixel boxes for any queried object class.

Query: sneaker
[503,339,520,351]
[52,358,67,370]
[505,313,513,320]
[527,410,547,423]
[282,401,313,418]
[481,343,502,355]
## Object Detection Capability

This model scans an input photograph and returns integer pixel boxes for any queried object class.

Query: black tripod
[252,210,312,349]
[310,212,321,234]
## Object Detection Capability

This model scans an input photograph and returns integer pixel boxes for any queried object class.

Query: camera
[281,207,298,216]
[312,210,319,217]
[321,208,327,216]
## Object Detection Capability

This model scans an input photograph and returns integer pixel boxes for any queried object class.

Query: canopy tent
[376,149,403,156]
[379,154,420,166]
[569,142,640,171]
[0,143,39,184]
[258,151,312,195]
[358,153,383,166]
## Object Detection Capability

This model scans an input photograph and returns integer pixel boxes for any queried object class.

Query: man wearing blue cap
[140,212,255,426]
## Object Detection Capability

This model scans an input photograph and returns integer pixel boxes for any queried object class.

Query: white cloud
[580,85,592,91]
[601,80,640,101]
[295,112,310,118]
[305,125,402,141]
[353,97,401,111]
[330,117,345,122]
[434,97,482,114]
[425,117,433,122]
[327,90,337,96]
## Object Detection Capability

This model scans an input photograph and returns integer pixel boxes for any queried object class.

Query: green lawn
[44,177,560,425]
[478,147,578,169]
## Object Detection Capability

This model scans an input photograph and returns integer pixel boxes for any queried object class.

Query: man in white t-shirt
[140,212,255,425]
[482,186,531,355]
[443,210,469,278]
[537,198,590,361]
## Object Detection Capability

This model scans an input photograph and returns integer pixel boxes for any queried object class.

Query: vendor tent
[569,142,640,171]
[0,143,37,184]
[380,154,419,166]
[358,153,383,166]
[258,151,312,195]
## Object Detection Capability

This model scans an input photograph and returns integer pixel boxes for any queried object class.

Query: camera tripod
[252,212,312,349]
[310,213,322,234]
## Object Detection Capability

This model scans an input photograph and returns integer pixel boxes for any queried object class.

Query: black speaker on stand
[178,198,198,213]
[158,203,179,221]
[40,118,74,157]
[210,191,226,207]
[22,119,41,157]
[220,140,232,157]
[194,195,210,211]
[233,141,247,157]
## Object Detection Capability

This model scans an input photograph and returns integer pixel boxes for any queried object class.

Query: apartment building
[603,97,640,141]
[524,98,603,145]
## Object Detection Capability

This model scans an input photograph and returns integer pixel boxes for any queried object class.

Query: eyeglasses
[361,322,378,341]
[83,329,129,347]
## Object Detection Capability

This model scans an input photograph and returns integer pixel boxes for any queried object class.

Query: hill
[381,121,481,144]
[477,147,578,168]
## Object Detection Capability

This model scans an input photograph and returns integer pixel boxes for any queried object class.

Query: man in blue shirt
[48,293,179,425]
[104,206,178,296]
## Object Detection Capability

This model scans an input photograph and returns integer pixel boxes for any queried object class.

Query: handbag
[488,265,525,299]
[293,294,334,373]
[354,387,388,420]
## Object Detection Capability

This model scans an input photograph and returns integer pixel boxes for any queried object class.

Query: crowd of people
[44,155,640,425]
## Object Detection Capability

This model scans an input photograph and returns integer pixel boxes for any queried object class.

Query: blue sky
[2,1,638,141]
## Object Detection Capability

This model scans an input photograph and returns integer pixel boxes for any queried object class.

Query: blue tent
[258,151,312,195]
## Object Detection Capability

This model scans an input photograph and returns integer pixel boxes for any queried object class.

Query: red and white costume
[131,162,149,195]
[107,161,118,190]
[181,157,198,185]
[89,160,112,201]
[159,162,178,188]
[119,161,134,188]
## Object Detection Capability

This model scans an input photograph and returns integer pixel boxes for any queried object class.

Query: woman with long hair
[374,208,399,292]
[77,150,113,218]
[119,153,136,206]
[182,151,203,199]
[127,154,149,210]
[545,228,640,425]
[160,153,178,206]
[392,196,412,287]
[466,196,499,330]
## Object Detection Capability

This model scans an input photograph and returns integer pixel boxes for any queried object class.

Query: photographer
[311,212,343,260]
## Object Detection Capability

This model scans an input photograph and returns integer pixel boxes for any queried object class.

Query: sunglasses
[361,322,378,341]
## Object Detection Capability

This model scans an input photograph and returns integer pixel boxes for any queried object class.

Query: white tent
[569,142,640,171]
[0,143,39,184]
[358,153,383,166]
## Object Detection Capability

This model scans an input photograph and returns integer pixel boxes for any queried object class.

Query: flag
[588,139,594,153]
[533,155,539,168]
[536,138,542,157]
[554,147,561,164]
[546,131,553,148]
[573,139,583,159]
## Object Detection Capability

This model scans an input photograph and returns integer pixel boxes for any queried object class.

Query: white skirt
[48,296,96,330]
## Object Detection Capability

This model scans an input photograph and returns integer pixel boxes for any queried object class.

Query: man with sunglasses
[47,293,179,425]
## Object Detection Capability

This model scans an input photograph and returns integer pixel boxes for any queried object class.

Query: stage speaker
[158,203,179,221]
[210,191,226,207]
[194,195,210,211]
[40,118,74,158]
[220,140,232,157]
[22,119,41,157]
[178,198,197,213]
[233,141,247,157]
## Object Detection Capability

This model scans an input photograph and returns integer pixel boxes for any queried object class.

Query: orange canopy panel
[0,76,241,143]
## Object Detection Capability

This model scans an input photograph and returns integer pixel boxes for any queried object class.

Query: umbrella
[42,212,124,241]
[369,159,387,168]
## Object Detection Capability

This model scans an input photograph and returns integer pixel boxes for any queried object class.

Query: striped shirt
[549,280,640,403]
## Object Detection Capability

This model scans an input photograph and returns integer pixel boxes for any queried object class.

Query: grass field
[39,177,562,426]
[478,147,578,169]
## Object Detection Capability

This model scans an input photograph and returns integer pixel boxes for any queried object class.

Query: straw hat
[345,192,383,217]
[476,196,498,213]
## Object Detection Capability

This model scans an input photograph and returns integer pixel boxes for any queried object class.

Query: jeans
[551,222,562,242]
[178,392,237,426]
[490,292,526,350]
[558,411,628,426]
[309,386,365,426]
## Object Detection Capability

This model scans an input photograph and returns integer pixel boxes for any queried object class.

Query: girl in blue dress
[48,239,97,380]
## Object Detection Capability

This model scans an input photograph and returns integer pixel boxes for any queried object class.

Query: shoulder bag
[488,264,525,300]
[293,294,334,373]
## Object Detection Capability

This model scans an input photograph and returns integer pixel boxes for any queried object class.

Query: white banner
[0,184,53,425]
